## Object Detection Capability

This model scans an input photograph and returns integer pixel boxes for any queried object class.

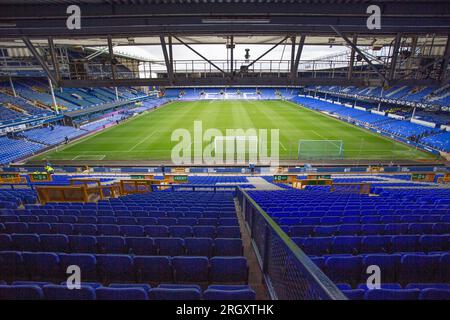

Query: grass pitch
[31,100,435,162]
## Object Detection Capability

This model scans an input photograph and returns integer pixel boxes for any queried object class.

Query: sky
[115,44,349,62]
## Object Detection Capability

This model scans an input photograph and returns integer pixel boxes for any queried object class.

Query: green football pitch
[31,100,435,162]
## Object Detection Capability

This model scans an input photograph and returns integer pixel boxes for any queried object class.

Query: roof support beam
[292,35,306,81]
[230,36,235,77]
[290,36,296,78]
[347,35,357,80]
[439,34,450,84]
[160,36,174,83]
[168,36,174,76]
[388,33,402,82]
[22,37,59,86]
[331,26,388,84]
[47,37,61,84]
[107,35,117,82]
[173,36,226,75]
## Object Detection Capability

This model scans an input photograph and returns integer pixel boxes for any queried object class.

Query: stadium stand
[0,190,256,300]
[246,186,450,300]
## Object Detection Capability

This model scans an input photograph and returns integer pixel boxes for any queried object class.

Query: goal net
[298,140,344,160]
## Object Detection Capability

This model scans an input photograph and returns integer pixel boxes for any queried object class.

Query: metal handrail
[237,187,346,300]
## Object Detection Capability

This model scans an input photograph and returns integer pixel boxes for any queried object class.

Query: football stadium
[0,0,449,306]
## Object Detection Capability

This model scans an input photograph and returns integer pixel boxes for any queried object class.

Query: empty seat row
[19,208,236,218]
[310,253,449,287]
[278,214,450,226]
[0,284,256,300]
[342,288,450,300]
[0,223,241,238]
[294,234,450,256]
[0,251,249,285]
[0,234,243,256]
[284,223,450,237]
[0,214,239,227]
[270,209,450,217]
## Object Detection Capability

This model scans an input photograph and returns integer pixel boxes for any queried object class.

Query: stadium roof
[1,0,449,37]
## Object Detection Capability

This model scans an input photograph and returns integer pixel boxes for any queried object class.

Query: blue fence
[237,187,346,300]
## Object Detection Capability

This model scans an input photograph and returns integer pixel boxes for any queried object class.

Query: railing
[152,184,239,194]
[237,187,346,300]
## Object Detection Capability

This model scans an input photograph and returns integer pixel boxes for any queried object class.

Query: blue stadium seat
[342,289,365,300]
[362,254,401,283]
[0,285,44,300]
[97,236,127,254]
[43,285,96,300]
[391,235,419,253]
[210,257,248,283]
[204,288,256,300]
[172,256,209,283]
[108,283,152,292]
[360,236,391,253]
[216,226,241,238]
[0,234,12,251]
[19,215,39,223]
[22,252,60,281]
[185,238,214,256]
[97,254,134,283]
[120,225,145,237]
[40,234,70,252]
[357,283,402,290]
[325,256,363,287]
[364,288,420,300]
[406,283,450,290]
[362,224,385,235]
[193,226,216,238]
[419,235,449,253]
[126,237,156,255]
[0,251,25,281]
[290,226,314,237]
[5,222,28,233]
[149,288,201,300]
[158,218,177,226]
[419,288,450,300]
[97,224,121,236]
[96,287,149,300]
[74,224,97,235]
[214,238,243,256]
[338,224,361,236]
[303,237,332,256]
[52,223,74,235]
[28,222,52,234]
[144,225,169,237]
[39,215,58,223]
[314,225,338,237]
[134,256,173,283]
[331,236,360,254]
[98,217,116,224]
[116,217,137,225]
[440,254,450,282]
[59,254,98,282]
[77,216,97,224]
[155,238,185,256]
[408,223,434,235]
[399,254,441,284]
[169,226,193,238]
[12,234,40,251]
[69,235,97,253]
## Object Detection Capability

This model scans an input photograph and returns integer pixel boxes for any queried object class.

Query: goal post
[298,140,344,160]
